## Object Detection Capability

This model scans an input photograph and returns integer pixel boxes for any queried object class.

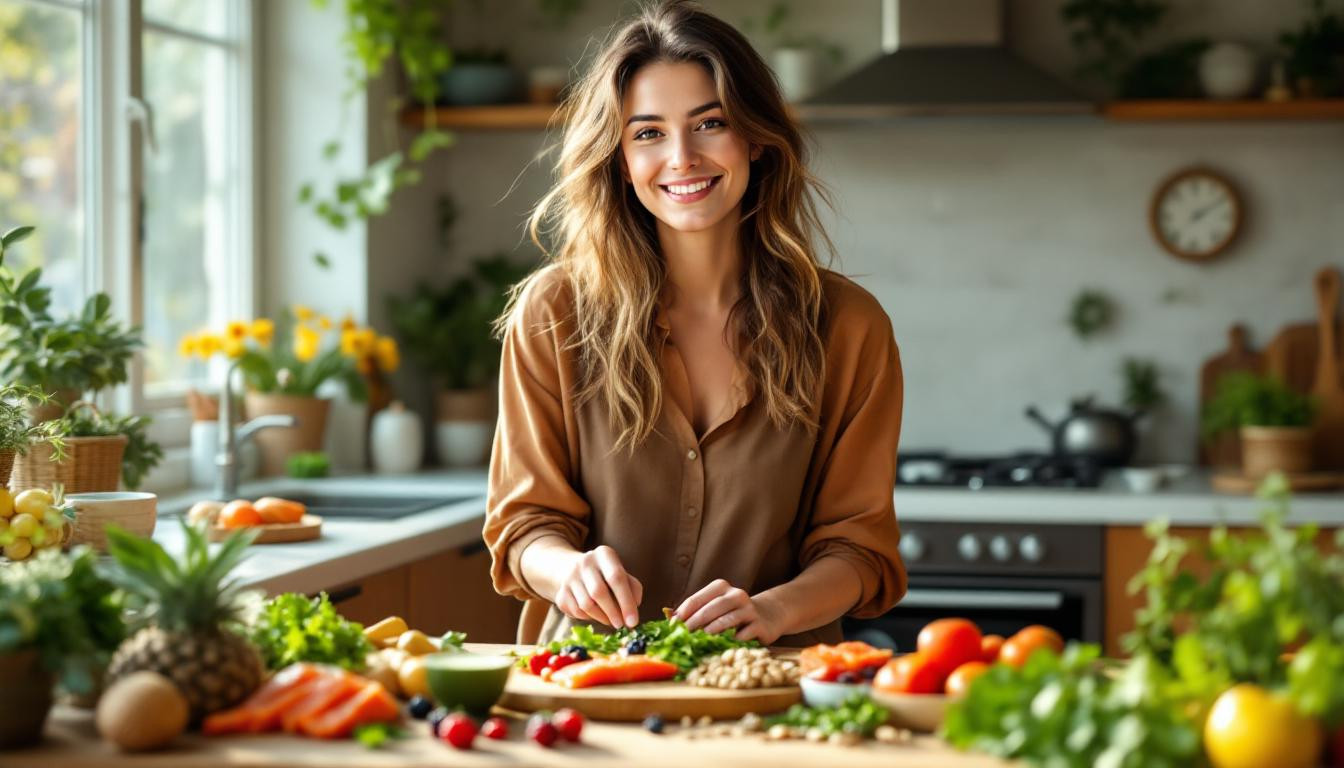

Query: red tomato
[874,652,945,695]
[980,634,1005,663]
[1000,625,1065,668]
[916,618,983,676]
[944,661,990,697]
[552,708,584,743]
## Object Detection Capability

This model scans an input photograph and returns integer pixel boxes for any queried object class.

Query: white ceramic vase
[371,402,423,475]
[771,47,823,102]
[1200,42,1257,100]
[435,421,494,467]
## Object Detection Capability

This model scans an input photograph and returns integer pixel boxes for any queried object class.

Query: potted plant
[1202,371,1316,478]
[1279,0,1344,97]
[388,254,532,466]
[179,309,395,475]
[0,385,68,487]
[0,548,126,748]
[743,1,843,102]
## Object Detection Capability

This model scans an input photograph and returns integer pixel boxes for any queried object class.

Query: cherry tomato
[916,618,983,676]
[980,634,1004,663]
[481,717,510,740]
[1000,625,1065,668]
[528,651,554,675]
[438,713,477,750]
[527,714,558,747]
[552,708,584,742]
[873,652,945,695]
[944,661,990,697]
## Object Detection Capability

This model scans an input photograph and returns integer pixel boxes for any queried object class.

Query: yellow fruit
[9,512,37,538]
[396,629,436,656]
[1205,683,1323,768]
[363,616,408,644]
[0,517,8,533]
[397,655,430,699]
[4,538,33,561]
[14,489,53,519]
[0,488,13,519]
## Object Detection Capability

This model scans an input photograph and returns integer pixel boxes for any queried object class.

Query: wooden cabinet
[325,540,523,643]
[1104,524,1340,656]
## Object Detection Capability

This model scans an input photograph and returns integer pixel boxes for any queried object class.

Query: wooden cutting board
[498,669,802,722]
[1211,471,1344,494]
[1198,324,1262,467]
[208,514,323,544]
[1313,267,1344,468]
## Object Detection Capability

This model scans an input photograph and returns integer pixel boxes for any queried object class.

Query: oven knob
[1019,534,1046,563]
[898,532,926,562]
[957,534,982,562]
[989,535,1013,562]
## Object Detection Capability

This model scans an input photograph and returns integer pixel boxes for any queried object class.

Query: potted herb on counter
[1202,371,1316,478]
[0,385,68,487]
[0,548,126,748]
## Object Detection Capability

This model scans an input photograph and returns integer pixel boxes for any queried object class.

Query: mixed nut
[686,647,801,689]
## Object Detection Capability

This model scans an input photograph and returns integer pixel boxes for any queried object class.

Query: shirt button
[687,507,698,518]
[686,449,698,461]
[676,554,691,566]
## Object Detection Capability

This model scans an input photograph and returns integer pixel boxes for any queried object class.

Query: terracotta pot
[1241,425,1314,478]
[243,393,331,477]
[0,649,54,748]
[436,388,496,422]
[435,388,496,467]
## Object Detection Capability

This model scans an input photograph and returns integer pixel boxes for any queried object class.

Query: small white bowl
[1121,467,1164,493]
[799,676,870,708]
[870,689,950,733]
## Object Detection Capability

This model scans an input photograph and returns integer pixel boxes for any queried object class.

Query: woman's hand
[673,579,786,645]
[552,545,644,629]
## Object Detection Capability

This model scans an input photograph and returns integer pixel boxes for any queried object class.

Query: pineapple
[104,519,263,723]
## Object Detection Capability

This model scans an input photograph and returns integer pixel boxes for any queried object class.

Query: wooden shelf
[401,103,560,130]
[1104,99,1344,121]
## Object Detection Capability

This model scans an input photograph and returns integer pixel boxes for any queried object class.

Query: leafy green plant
[1280,0,1344,95]
[286,451,331,479]
[0,384,67,457]
[249,592,373,671]
[1201,371,1316,438]
[1121,357,1166,412]
[388,253,533,390]
[53,403,163,490]
[1061,0,1168,87]
[0,547,127,694]
[1067,289,1115,340]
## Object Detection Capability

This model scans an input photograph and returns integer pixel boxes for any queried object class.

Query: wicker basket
[9,402,127,494]
[0,451,13,488]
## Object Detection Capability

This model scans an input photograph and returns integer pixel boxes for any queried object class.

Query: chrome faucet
[214,360,297,499]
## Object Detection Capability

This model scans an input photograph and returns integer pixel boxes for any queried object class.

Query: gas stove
[897,451,1103,490]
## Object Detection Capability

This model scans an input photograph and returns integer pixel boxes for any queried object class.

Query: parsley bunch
[249,592,373,671]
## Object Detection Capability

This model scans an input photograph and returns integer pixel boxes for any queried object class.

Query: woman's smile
[660,175,723,203]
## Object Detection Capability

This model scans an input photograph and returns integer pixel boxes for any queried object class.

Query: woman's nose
[668,132,699,171]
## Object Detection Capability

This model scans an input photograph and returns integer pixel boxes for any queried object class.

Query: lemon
[9,512,38,538]
[4,538,33,561]
[0,488,13,519]
[14,488,53,519]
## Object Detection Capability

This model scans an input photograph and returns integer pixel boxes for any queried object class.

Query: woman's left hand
[673,579,785,645]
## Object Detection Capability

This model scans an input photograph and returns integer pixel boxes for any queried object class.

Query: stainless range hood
[801,0,1095,118]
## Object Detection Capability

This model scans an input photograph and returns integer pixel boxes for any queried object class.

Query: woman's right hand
[553,545,644,629]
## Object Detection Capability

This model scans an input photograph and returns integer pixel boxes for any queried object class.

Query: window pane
[143,0,228,38]
[0,0,86,315]
[141,29,235,396]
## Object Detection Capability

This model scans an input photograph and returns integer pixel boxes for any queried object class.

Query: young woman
[484,0,905,647]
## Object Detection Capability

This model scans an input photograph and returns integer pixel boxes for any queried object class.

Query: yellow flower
[355,328,376,354]
[340,329,359,358]
[375,336,400,372]
[225,320,249,343]
[317,315,333,332]
[223,336,246,359]
[340,313,357,333]
[196,334,223,360]
[178,334,199,358]
[249,318,275,347]
[355,355,375,375]
[294,324,321,363]
[293,304,314,323]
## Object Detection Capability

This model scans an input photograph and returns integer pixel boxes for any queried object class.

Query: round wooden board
[209,514,323,544]
[1211,472,1343,494]
[498,669,801,722]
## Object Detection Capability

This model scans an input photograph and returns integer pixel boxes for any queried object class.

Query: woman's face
[620,60,757,235]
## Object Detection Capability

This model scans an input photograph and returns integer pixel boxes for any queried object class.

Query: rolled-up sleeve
[800,306,907,619]
[484,275,591,602]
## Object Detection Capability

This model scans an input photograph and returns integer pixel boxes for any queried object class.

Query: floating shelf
[401,104,560,130]
[1103,99,1344,121]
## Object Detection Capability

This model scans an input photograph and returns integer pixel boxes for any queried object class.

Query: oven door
[841,574,1103,653]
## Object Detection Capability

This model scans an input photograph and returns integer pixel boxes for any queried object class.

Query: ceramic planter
[243,393,331,477]
[1241,425,1314,477]
[435,388,496,467]
[371,401,424,474]
[0,649,54,748]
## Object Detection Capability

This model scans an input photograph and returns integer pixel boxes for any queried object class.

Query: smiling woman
[484,0,907,649]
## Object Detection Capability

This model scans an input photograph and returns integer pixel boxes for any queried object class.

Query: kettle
[1025,397,1140,468]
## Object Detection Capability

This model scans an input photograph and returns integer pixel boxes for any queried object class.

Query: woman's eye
[698,117,727,130]
[634,127,662,141]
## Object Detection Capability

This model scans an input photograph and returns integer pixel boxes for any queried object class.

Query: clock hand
[1190,200,1228,223]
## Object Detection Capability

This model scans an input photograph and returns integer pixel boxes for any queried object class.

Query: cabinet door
[326,565,410,628]
[407,541,524,643]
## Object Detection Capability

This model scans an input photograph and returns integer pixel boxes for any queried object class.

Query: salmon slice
[550,656,679,688]
[201,663,324,735]
[298,681,401,739]
[280,672,364,733]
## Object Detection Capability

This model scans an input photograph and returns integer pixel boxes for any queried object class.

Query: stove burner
[897,452,1102,490]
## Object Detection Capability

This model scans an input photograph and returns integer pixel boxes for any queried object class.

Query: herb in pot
[285,451,331,479]
[249,592,373,671]
[1200,371,1315,438]
[52,403,163,490]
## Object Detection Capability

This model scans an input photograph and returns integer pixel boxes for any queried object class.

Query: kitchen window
[0,0,256,483]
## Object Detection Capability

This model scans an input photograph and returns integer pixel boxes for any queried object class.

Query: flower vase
[243,392,331,477]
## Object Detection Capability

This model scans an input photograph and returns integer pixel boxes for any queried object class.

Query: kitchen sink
[254,489,477,520]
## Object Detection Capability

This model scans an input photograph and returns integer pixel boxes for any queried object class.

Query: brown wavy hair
[501,0,833,452]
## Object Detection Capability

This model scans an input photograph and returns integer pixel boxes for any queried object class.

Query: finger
[674,579,731,622]
[685,589,748,631]
[556,583,594,623]
[566,582,608,625]
[595,549,639,627]
[735,620,760,643]
[628,573,644,607]
[704,604,753,636]
[580,565,623,628]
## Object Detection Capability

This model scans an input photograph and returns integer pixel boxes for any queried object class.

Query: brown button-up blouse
[484,265,906,646]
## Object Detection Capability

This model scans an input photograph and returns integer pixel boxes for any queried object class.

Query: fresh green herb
[942,645,1201,767]
[441,630,467,650]
[249,592,373,671]
[1201,371,1316,438]
[53,403,163,490]
[536,616,759,676]
[353,721,401,749]
[285,451,331,479]
[765,693,889,737]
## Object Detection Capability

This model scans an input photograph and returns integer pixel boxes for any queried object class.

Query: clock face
[1150,168,1243,261]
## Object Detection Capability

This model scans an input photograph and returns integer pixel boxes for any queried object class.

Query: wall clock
[1149,166,1244,262]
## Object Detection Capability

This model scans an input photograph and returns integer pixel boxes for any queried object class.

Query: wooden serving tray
[498,668,801,722]
[209,514,323,544]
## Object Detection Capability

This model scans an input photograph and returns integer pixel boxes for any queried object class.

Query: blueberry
[407,695,434,719]
[562,644,591,661]
[642,714,665,734]
[836,671,860,684]
[624,638,647,655]
[427,707,450,734]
